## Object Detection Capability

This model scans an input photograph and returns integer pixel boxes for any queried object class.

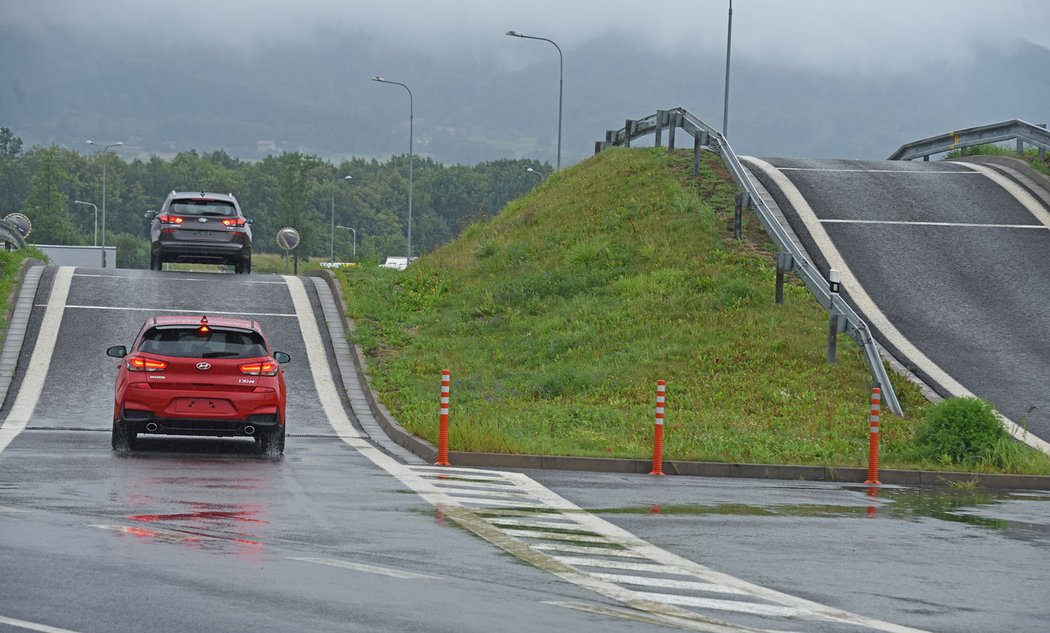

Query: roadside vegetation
[337,148,1050,474]
[0,247,46,338]
[949,143,1050,177]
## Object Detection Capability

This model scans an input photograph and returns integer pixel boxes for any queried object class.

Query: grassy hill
[335,147,954,469]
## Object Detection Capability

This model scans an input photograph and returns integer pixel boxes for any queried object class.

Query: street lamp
[371,76,414,262]
[86,139,124,267]
[526,167,546,179]
[336,225,357,261]
[722,0,733,137]
[330,174,352,262]
[506,30,563,170]
[73,200,98,246]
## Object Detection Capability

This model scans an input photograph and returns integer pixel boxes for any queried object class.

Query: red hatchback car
[107,315,290,454]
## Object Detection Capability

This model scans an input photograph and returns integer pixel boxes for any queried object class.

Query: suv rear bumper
[156,242,250,263]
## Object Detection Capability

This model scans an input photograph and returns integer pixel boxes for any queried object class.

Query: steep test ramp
[744,157,1050,448]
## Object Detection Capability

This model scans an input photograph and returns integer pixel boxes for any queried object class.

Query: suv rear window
[168,199,237,217]
[137,326,268,359]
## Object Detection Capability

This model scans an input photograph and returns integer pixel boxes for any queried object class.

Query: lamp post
[336,225,357,261]
[86,140,123,267]
[526,167,546,179]
[371,76,414,262]
[722,0,733,137]
[506,30,563,170]
[330,174,352,262]
[73,200,98,246]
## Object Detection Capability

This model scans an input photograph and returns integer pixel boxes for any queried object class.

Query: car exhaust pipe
[243,425,255,436]
[145,422,159,432]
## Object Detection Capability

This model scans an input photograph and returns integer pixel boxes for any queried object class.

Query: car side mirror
[144,210,157,220]
[245,217,254,225]
[273,351,291,364]
[107,345,128,358]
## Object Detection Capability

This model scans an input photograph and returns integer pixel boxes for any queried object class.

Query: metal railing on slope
[888,119,1049,162]
[595,107,903,415]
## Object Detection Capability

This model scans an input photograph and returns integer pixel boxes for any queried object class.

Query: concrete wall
[36,245,117,268]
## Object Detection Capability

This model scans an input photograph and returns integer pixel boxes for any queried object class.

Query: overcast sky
[6,0,1050,72]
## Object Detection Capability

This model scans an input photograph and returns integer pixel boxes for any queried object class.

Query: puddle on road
[595,487,1050,542]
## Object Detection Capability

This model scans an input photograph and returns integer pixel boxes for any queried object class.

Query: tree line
[0,127,550,268]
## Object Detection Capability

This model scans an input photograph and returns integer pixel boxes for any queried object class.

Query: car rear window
[168,199,237,217]
[137,326,268,359]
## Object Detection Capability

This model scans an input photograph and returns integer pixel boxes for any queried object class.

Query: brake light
[239,361,279,376]
[158,214,184,225]
[127,357,168,372]
[222,217,246,227]
[199,315,209,333]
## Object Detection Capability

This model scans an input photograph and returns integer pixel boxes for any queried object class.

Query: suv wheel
[112,419,137,452]
[150,250,163,271]
[235,257,251,275]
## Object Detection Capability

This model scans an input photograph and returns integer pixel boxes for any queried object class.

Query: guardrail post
[827,269,841,364]
[1040,124,1047,162]
[655,110,666,147]
[775,252,793,304]
[606,130,617,146]
[594,141,603,155]
[667,113,677,153]
[733,192,749,240]
[1017,138,1025,156]
[693,133,702,176]
[624,120,634,148]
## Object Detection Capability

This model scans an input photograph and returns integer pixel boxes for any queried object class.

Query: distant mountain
[1,24,1046,164]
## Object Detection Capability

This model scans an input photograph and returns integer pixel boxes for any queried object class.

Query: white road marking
[37,304,297,318]
[776,167,978,174]
[589,573,750,595]
[0,615,85,633]
[0,267,73,457]
[287,274,931,632]
[820,219,1046,229]
[530,543,650,558]
[73,273,287,285]
[633,592,807,618]
[746,157,1050,455]
[290,557,438,580]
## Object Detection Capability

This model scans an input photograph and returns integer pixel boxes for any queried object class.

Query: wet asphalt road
[744,158,1050,441]
[0,267,1048,633]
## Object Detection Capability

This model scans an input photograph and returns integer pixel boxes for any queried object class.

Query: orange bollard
[864,386,881,485]
[650,380,666,476]
[435,369,451,466]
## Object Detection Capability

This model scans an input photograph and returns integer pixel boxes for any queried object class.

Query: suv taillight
[158,214,184,225]
[240,361,279,376]
[127,357,168,372]
[222,217,246,227]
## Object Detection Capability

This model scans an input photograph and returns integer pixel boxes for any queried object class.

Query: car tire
[259,425,285,455]
[112,419,136,452]
[150,250,163,271]
[235,257,251,275]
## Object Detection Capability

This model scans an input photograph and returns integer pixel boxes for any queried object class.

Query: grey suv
[146,191,253,274]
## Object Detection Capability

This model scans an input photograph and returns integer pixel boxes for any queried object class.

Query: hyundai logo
[196,362,212,371]
[197,217,209,223]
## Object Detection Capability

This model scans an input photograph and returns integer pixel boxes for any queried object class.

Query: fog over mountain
[2,1,1048,164]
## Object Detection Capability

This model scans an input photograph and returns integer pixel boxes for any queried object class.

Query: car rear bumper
[156,241,250,263]
[121,409,281,437]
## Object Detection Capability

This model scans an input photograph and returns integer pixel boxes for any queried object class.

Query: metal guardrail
[888,119,1049,162]
[595,107,903,415]
[0,220,26,250]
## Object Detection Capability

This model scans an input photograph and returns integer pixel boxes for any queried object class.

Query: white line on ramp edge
[0,267,73,457]
[0,615,85,633]
[747,157,1050,455]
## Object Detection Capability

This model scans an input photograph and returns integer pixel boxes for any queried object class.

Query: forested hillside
[0,127,548,268]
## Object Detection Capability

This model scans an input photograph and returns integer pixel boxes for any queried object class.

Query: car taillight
[126,357,168,372]
[222,217,246,227]
[240,361,279,376]
[158,214,184,225]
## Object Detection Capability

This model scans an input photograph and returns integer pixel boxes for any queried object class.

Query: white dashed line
[776,167,979,174]
[820,219,1046,229]
[0,615,85,633]
[289,557,438,580]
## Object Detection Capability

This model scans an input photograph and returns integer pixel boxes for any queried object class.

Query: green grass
[336,147,1050,474]
[949,143,1050,177]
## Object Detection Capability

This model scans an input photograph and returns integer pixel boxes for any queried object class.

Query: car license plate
[173,398,234,414]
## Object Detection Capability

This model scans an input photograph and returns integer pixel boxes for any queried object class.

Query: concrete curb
[315,268,1050,492]
[955,154,1050,192]
[0,259,45,409]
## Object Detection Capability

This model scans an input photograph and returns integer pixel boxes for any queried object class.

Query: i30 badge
[196,362,212,371]
[198,217,208,223]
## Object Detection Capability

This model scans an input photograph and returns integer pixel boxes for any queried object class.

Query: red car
[106,315,290,454]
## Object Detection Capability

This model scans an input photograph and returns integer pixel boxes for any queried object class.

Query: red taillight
[239,361,279,376]
[127,357,168,372]
[222,217,246,227]
[158,214,184,225]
